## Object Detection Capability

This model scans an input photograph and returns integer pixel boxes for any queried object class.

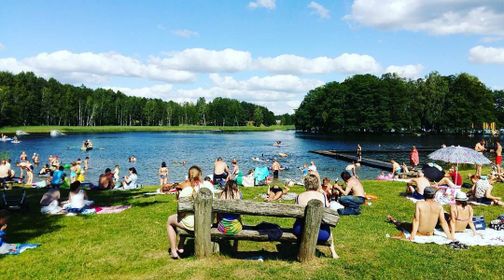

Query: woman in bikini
[449,192,478,237]
[159,162,169,186]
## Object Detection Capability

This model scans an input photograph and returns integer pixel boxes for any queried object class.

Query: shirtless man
[332,171,366,215]
[475,140,486,176]
[406,171,430,199]
[388,187,453,241]
[495,141,502,176]
[213,157,229,185]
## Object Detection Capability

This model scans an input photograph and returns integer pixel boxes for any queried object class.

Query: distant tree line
[295,72,504,133]
[0,71,282,127]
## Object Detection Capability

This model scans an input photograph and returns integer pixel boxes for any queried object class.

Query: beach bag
[256,222,283,241]
[473,216,486,230]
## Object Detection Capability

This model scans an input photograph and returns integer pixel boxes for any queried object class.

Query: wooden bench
[177,188,340,262]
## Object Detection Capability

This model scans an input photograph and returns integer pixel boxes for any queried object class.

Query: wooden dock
[327,148,438,154]
[310,150,392,170]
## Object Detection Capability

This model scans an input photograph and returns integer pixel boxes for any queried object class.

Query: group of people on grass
[165,156,368,259]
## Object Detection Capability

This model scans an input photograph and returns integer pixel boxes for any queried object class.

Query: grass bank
[0,125,295,134]
[2,179,504,279]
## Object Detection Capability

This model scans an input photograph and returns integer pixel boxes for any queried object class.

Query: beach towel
[94,205,131,214]
[405,187,461,205]
[0,243,40,255]
[398,228,504,247]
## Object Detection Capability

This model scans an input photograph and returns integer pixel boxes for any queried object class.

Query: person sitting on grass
[406,170,430,199]
[449,192,478,237]
[98,168,115,189]
[332,171,365,215]
[166,166,203,259]
[387,187,454,241]
[292,174,330,242]
[116,167,138,190]
[265,184,289,202]
[469,175,504,206]
[217,180,242,236]
[66,181,91,214]
[321,177,333,201]
[40,188,64,215]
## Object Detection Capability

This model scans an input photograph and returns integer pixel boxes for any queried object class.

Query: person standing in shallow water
[356,144,362,162]
[474,140,486,176]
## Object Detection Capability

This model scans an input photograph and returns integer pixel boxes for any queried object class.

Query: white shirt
[0,165,9,178]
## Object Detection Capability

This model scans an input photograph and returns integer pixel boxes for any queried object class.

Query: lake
[0,131,478,185]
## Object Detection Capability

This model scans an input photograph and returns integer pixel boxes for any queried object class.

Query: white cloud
[256,53,381,74]
[0,50,195,84]
[171,29,199,38]
[153,48,253,72]
[0,42,5,50]
[111,84,174,99]
[480,37,503,43]
[469,45,504,64]
[345,0,504,36]
[209,73,324,93]
[308,1,330,19]
[385,64,424,79]
[248,0,276,10]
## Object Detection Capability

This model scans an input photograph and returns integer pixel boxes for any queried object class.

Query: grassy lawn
[0,125,295,134]
[2,176,504,280]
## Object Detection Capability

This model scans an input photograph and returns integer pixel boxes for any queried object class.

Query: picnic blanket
[406,185,461,206]
[94,205,131,215]
[400,228,504,246]
[0,243,39,255]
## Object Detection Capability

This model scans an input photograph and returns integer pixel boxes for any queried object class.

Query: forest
[295,72,504,133]
[0,71,281,127]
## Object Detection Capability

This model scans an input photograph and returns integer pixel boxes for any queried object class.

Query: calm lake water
[0,131,477,185]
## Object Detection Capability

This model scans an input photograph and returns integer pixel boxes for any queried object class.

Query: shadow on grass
[0,187,165,249]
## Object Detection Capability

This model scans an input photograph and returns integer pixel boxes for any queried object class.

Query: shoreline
[0,125,295,134]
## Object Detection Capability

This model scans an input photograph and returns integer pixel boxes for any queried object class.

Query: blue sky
[1,0,503,114]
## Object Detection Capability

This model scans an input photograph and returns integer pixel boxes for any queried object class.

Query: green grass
[2,177,504,280]
[0,125,295,134]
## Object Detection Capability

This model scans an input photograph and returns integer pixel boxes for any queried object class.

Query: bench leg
[232,240,239,252]
[212,241,220,254]
[329,236,339,259]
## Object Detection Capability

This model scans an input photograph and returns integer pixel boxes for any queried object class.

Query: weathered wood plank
[194,188,213,258]
[178,198,339,227]
[298,199,324,263]
[178,225,333,246]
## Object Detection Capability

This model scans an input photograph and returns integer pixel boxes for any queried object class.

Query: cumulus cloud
[308,1,330,19]
[385,64,424,79]
[0,42,5,50]
[171,29,199,38]
[345,0,504,36]
[111,84,174,99]
[469,45,504,64]
[209,73,324,92]
[248,0,276,10]
[153,48,253,72]
[256,53,381,74]
[0,50,195,84]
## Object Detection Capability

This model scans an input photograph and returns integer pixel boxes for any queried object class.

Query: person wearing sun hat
[449,192,478,237]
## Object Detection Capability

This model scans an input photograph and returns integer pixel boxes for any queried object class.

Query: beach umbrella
[427,145,491,183]
[428,145,491,165]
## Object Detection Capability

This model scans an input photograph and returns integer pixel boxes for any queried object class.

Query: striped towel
[217,218,242,235]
